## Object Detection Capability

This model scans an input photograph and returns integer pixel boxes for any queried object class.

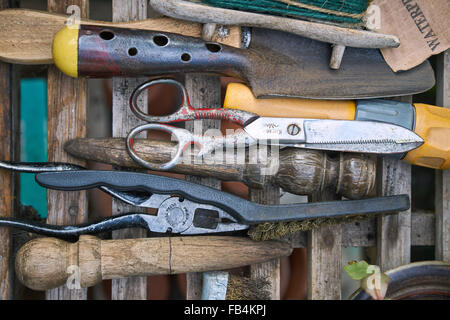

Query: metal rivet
[287,123,301,136]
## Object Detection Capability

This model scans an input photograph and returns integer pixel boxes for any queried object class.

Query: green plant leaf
[344,260,370,280]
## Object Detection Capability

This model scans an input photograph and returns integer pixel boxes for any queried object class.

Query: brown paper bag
[372,0,449,72]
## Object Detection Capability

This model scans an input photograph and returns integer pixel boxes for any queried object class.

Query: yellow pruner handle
[224,83,450,170]
[224,83,356,119]
[403,104,450,170]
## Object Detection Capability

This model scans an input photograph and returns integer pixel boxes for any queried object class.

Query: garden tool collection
[14,235,292,291]
[51,24,435,99]
[0,1,444,300]
[0,169,409,241]
[124,79,422,171]
[64,138,377,200]
[224,83,450,170]
[149,0,399,69]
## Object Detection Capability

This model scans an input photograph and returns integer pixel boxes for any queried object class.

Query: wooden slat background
[0,0,13,301]
[307,192,341,299]
[110,0,148,301]
[184,74,223,299]
[377,99,412,272]
[0,0,448,300]
[249,185,281,299]
[45,0,88,301]
[436,50,450,262]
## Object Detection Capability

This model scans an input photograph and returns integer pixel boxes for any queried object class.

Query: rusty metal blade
[74,25,435,99]
[247,28,435,99]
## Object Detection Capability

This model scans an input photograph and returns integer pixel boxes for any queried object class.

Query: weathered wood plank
[376,96,412,272]
[435,49,450,262]
[307,191,341,300]
[342,218,376,248]
[249,184,281,300]
[376,162,411,270]
[45,0,88,301]
[111,0,148,300]
[0,0,13,300]
[411,211,435,246]
[184,74,222,300]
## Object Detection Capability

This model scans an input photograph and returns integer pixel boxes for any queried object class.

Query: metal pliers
[0,162,410,241]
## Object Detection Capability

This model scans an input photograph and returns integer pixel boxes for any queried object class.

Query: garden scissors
[126,78,423,171]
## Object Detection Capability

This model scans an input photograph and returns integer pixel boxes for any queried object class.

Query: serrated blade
[244,118,423,154]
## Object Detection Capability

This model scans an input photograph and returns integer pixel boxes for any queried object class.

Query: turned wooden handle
[64,138,376,199]
[0,9,241,64]
[15,235,292,291]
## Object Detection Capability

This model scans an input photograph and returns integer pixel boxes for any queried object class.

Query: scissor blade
[244,118,423,154]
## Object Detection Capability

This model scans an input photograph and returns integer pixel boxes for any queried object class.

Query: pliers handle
[35,170,410,224]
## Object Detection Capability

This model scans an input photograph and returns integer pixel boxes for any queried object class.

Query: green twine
[201,0,369,25]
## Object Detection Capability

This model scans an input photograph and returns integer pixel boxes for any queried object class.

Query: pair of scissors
[126,78,423,171]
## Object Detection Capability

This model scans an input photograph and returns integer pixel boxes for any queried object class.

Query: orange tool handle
[224,83,356,120]
[224,83,450,170]
[403,104,450,170]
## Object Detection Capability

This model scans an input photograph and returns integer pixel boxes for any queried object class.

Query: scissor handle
[126,123,195,170]
[130,78,257,125]
[126,123,255,171]
[130,78,194,123]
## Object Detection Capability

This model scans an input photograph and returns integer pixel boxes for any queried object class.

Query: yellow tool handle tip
[52,24,79,78]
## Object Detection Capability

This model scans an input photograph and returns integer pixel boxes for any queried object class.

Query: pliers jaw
[142,197,249,235]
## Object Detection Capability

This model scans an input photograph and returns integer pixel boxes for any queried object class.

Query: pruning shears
[125,79,423,171]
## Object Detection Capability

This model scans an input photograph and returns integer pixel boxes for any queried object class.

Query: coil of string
[200,0,370,25]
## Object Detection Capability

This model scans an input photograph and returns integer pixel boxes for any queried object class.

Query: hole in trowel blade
[205,43,221,53]
[99,30,114,40]
[181,53,191,62]
[153,35,169,46]
[128,47,138,56]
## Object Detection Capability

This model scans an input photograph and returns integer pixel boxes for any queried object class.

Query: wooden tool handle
[150,0,400,48]
[0,9,240,64]
[64,138,376,199]
[15,235,292,291]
